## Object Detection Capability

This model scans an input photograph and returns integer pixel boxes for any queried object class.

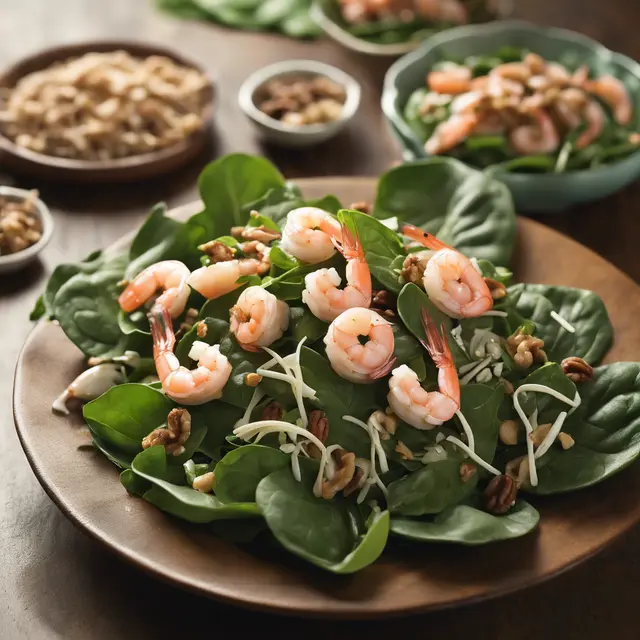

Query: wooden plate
[0,41,214,183]
[13,177,640,618]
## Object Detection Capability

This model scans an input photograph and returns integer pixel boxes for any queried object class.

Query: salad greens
[404,47,640,173]
[156,0,321,39]
[34,153,640,574]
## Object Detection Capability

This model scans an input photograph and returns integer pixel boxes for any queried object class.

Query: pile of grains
[256,75,347,127]
[0,190,42,255]
[0,50,211,161]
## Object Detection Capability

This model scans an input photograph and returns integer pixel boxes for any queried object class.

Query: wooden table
[2,1,640,638]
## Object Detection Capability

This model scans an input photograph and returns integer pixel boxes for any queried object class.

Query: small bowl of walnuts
[0,187,53,274]
[238,60,361,148]
[0,41,214,183]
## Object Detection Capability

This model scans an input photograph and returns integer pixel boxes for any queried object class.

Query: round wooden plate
[13,178,640,618]
[0,41,214,183]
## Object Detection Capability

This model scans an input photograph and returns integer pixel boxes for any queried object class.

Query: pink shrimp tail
[402,224,453,251]
[149,306,176,363]
[419,309,453,370]
[332,223,364,261]
[371,354,397,380]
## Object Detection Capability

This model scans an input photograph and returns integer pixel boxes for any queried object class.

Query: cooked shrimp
[586,75,632,125]
[490,62,531,84]
[230,286,290,352]
[576,100,605,149]
[450,91,485,114]
[402,224,493,318]
[149,308,231,405]
[425,112,478,154]
[388,311,460,428]
[427,66,472,95]
[510,108,559,155]
[302,226,372,322]
[416,0,467,23]
[118,260,190,318]
[187,259,260,300]
[324,307,395,384]
[279,207,342,264]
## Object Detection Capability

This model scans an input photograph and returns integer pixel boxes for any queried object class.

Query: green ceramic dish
[382,20,640,213]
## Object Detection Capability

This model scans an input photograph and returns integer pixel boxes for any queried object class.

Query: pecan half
[309,410,329,442]
[343,466,366,497]
[484,277,507,300]
[371,289,397,312]
[261,400,283,421]
[484,474,518,514]
[198,240,236,262]
[459,462,477,483]
[142,408,191,457]
[499,419,519,445]
[561,356,594,383]
[321,449,356,499]
[349,201,371,215]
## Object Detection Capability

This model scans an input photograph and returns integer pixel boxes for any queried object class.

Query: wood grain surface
[2,0,640,638]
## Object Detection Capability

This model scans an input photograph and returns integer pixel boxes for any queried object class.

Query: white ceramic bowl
[238,60,361,148]
[0,187,54,274]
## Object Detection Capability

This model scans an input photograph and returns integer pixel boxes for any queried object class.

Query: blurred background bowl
[0,41,215,184]
[238,59,361,148]
[382,20,640,213]
[0,187,53,274]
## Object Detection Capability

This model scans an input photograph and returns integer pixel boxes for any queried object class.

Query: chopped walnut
[343,466,366,497]
[505,455,530,486]
[499,419,519,445]
[558,432,575,450]
[400,254,427,286]
[484,277,507,300]
[198,240,236,262]
[0,51,211,160]
[192,471,215,493]
[368,409,398,440]
[239,239,271,275]
[349,201,371,214]
[196,321,208,338]
[321,449,356,499]
[507,329,547,369]
[530,423,552,448]
[142,408,191,457]
[231,212,281,244]
[371,290,397,313]
[244,373,262,387]
[0,190,43,256]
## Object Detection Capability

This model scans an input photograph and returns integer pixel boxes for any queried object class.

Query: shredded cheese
[455,410,475,452]
[534,411,568,459]
[188,340,210,361]
[450,325,468,357]
[470,257,482,274]
[482,310,509,317]
[460,356,493,385]
[235,387,265,428]
[550,310,576,333]
[446,436,500,475]
[513,384,581,486]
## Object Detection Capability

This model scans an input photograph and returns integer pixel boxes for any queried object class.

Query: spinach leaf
[215,445,290,503]
[527,363,640,494]
[391,320,426,378]
[195,401,244,461]
[374,159,516,266]
[83,383,206,463]
[458,383,504,463]
[198,286,247,322]
[387,458,477,516]
[506,284,613,365]
[300,347,379,457]
[289,306,328,344]
[390,498,539,545]
[131,447,260,523]
[256,467,389,573]
[175,317,230,365]
[52,253,129,357]
[339,209,405,293]
[397,283,468,367]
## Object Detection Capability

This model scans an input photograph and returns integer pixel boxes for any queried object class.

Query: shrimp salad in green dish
[404,47,640,173]
[33,154,640,573]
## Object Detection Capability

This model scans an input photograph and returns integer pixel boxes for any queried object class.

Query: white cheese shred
[512,384,581,486]
[455,410,475,452]
[550,310,576,333]
[234,387,265,428]
[534,411,568,459]
[446,436,500,475]
[481,310,509,317]
[459,356,493,385]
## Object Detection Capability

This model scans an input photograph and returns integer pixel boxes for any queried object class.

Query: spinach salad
[33,154,640,573]
[404,47,640,173]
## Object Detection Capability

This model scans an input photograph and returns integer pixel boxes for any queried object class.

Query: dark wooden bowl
[0,41,215,183]
[13,177,640,617]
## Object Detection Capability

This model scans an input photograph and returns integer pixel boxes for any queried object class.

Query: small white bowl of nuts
[238,60,361,148]
[0,187,53,274]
